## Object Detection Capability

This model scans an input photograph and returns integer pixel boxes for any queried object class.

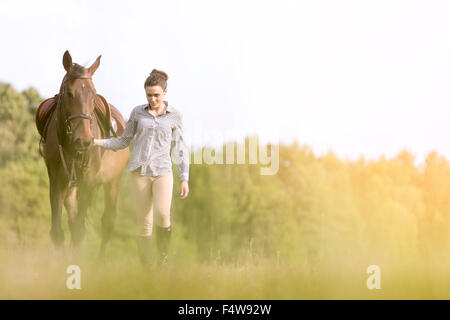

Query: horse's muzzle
[74,137,92,150]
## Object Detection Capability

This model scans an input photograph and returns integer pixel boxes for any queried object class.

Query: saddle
[35,94,125,141]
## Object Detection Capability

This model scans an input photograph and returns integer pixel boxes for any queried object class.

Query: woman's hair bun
[144,69,169,89]
[150,69,169,81]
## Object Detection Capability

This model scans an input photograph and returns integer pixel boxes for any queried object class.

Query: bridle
[56,74,97,188]
[60,75,95,143]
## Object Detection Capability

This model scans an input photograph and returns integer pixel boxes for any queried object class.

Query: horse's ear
[63,50,73,72]
[88,55,101,76]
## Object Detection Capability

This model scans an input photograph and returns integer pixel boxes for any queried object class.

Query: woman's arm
[171,113,190,199]
[171,113,190,182]
[93,108,137,150]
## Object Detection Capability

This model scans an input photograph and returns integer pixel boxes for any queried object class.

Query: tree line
[1,81,449,268]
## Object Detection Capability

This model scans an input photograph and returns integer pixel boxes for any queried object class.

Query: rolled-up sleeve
[171,113,190,181]
[103,108,137,150]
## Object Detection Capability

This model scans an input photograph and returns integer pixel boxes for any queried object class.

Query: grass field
[1,243,449,300]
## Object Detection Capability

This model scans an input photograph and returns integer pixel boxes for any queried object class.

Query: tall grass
[1,240,450,300]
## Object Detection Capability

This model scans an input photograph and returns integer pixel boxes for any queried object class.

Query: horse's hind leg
[99,176,121,259]
[49,179,65,250]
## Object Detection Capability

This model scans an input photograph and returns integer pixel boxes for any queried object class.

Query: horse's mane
[65,63,86,82]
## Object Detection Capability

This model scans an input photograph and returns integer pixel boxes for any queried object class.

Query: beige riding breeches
[130,169,173,236]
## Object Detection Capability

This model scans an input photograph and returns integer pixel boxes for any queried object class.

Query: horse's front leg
[65,187,78,252]
[99,176,121,259]
[49,178,65,252]
[69,186,92,251]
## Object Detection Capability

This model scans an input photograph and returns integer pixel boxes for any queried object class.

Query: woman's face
[145,85,166,109]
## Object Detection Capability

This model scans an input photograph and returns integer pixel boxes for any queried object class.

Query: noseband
[65,113,94,141]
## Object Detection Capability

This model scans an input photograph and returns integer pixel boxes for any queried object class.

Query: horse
[36,51,130,258]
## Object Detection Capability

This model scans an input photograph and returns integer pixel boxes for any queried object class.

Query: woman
[93,69,190,267]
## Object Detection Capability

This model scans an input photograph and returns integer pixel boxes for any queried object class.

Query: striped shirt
[103,102,190,181]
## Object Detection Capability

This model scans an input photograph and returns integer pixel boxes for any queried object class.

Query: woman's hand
[180,180,189,199]
[92,139,104,147]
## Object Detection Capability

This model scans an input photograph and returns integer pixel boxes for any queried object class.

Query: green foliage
[2,82,450,297]
[0,83,42,165]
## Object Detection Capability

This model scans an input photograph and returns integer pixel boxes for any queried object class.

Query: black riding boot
[137,236,152,268]
[155,225,172,266]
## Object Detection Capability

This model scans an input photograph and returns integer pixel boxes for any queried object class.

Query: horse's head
[59,50,101,150]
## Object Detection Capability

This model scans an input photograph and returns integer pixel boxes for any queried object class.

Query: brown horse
[36,51,129,257]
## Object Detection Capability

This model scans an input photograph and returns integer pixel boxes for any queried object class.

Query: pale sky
[1,0,450,164]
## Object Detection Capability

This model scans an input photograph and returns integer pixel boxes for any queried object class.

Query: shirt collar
[144,101,173,114]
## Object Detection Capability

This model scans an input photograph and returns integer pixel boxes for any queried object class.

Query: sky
[1,0,450,164]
